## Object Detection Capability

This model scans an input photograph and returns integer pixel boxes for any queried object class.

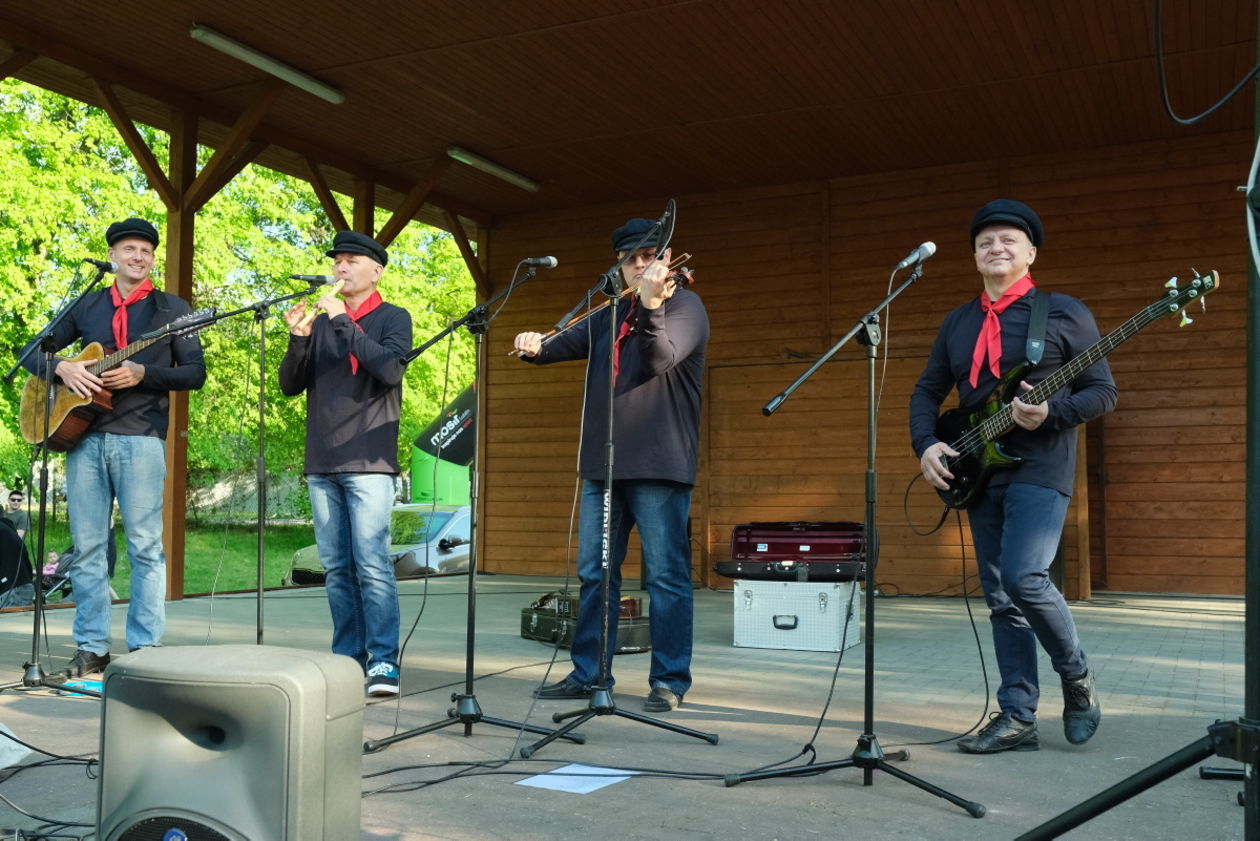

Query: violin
[509,253,695,356]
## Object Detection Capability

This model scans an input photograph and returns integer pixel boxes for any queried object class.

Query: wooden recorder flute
[297,279,345,329]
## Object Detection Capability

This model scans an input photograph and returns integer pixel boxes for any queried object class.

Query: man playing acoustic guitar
[21,217,206,677]
[909,200,1116,754]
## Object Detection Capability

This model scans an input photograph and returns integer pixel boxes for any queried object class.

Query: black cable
[886,509,992,749]
[1154,0,1260,125]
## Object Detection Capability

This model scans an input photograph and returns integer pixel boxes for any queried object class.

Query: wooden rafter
[194,138,267,208]
[90,78,177,210]
[183,78,282,213]
[0,18,491,228]
[444,209,488,301]
[304,159,349,231]
[0,46,35,80]
[375,158,451,247]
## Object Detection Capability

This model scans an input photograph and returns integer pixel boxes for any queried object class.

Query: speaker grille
[115,815,231,840]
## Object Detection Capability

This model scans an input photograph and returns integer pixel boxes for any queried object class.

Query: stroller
[42,547,74,602]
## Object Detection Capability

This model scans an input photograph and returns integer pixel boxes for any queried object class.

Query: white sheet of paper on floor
[515,763,638,794]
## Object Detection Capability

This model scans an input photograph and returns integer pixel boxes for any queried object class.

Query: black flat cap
[106,218,160,248]
[325,230,388,266]
[611,218,659,253]
[970,199,1043,249]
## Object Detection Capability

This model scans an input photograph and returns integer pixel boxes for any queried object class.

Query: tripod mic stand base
[725,733,985,819]
[519,686,719,759]
[362,691,585,754]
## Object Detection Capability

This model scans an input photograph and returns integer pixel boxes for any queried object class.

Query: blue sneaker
[366,662,399,697]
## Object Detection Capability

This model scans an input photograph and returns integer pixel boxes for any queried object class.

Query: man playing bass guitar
[20,217,206,677]
[909,199,1116,754]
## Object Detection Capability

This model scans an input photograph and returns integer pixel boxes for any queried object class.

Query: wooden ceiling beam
[90,78,178,210]
[0,18,492,228]
[304,159,350,231]
[444,209,488,301]
[375,158,451,247]
[0,46,35,80]
[183,79,282,213]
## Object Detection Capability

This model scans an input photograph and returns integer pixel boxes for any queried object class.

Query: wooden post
[162,108,198,600]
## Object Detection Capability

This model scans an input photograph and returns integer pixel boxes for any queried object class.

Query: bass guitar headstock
[1159,269,1219,327]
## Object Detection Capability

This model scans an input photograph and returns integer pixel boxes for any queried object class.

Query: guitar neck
[86,336,161,376]
[983,299,1167,438]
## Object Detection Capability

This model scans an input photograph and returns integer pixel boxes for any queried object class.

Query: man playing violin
[513,217,709,712]
[279,230,412,698]
[909,199,1116,754]
[21,217,206,676]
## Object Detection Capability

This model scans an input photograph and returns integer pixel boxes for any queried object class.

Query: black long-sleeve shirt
[909,288,1117,496]
[524,288,709,485]
[278,303,412,475]
[21,287,207,438]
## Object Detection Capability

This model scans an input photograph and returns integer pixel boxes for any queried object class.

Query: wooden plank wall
[479,130,1249,596]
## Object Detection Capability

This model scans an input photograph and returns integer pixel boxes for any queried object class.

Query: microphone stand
[365,264,583,753]
[724,262,986,819]
[521,201,719,758]
[0,264,111,697]
[146,281,331,644]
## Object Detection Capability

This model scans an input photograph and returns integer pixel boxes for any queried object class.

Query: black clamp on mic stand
[366,261,583,753]
[1,262,113,696]
[520,199,719,758]
[725,260,986,819]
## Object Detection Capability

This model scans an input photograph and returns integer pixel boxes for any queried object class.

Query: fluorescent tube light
[190,24,345,105]
[447,145,540,192]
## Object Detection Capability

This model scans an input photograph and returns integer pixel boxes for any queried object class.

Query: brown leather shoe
[958,711,1039,753]
[643,686,681,712]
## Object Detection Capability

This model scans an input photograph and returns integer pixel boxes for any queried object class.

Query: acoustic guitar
[934,271,1219,509]
[19,308,214,452]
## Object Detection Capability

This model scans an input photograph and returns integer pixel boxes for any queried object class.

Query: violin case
[520,591,651,653]
[714,521,865,582]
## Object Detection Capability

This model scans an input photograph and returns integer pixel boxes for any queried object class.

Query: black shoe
[1062,671,1101,745]
[643,686,681,712]
[532,679,591,700]
[958,711,1039,754]
[65,649,110,678]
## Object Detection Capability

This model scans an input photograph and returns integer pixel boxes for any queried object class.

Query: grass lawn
[35,519,316,600]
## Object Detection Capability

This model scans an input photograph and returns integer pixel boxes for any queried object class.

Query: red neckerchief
[612,296,638,381]
[968,274,1035,388]
[345,291,383,375]
[109,278,155,350]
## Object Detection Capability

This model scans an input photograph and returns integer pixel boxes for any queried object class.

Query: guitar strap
[1024,289,1049,367]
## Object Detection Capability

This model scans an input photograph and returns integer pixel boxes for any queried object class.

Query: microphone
[522,257,558,268]
[83,258,118,273]
[894,241,936,271]
[289,274,336,283]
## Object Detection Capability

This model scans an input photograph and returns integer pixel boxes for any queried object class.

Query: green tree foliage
[0,79,475,502]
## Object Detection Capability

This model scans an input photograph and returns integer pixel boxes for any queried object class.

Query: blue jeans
[308,473,399,670]
[567,479,694,696]
[66,433,168,654]
[968,482,1089,722]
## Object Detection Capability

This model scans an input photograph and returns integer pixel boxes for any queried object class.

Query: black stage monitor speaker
[97,645,364,841]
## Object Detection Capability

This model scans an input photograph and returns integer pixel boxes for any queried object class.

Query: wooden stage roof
[1,1,1255,231]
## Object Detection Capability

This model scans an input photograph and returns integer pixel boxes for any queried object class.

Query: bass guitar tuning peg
[1164,276,1178,289]
[1179,311,1194,327]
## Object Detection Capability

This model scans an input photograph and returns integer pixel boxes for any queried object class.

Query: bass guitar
[19,308,215,452]
[935,271,1219,509]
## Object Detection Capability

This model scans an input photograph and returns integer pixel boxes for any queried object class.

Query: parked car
[283,504,471,586]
